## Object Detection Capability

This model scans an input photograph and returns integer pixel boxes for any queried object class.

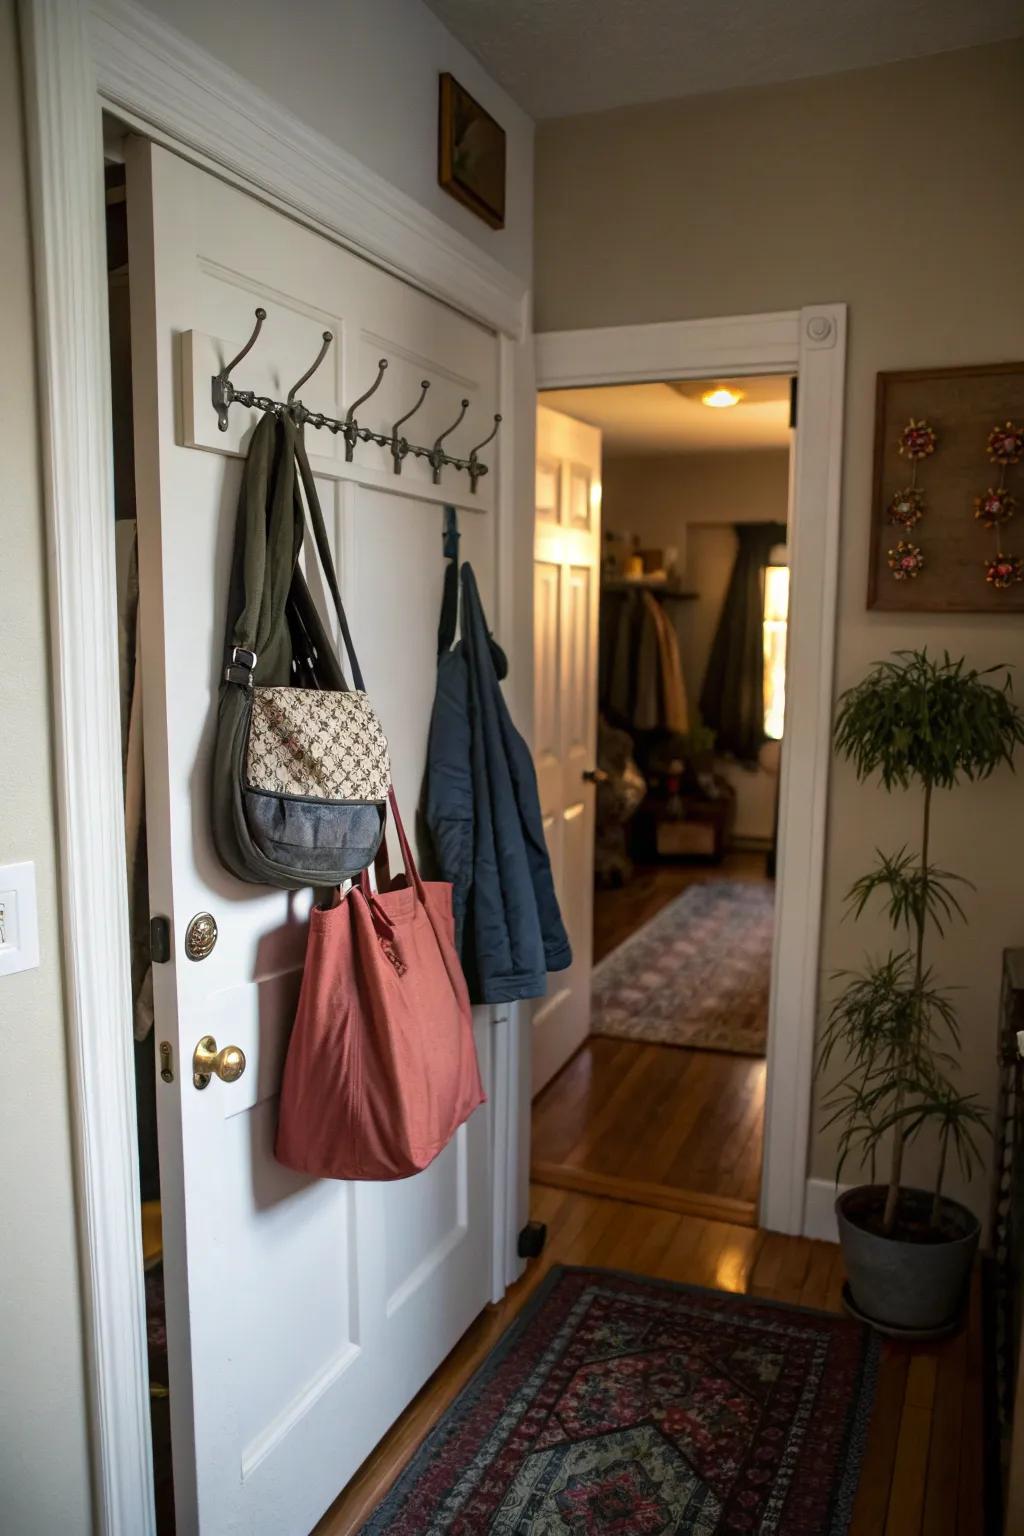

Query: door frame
[536,306,847,1238]
[19,3,532,1531]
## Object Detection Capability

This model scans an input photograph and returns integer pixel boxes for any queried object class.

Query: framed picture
[438,73,506,231]
[868,361,1024,612]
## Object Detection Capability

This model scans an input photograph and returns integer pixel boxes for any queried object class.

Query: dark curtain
[700,521,787,763]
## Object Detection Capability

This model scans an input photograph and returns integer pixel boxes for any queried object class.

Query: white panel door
[126,139,500,1536]
[531,405,602,1093]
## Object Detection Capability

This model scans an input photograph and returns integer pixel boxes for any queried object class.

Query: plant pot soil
[836,1184,979,1333]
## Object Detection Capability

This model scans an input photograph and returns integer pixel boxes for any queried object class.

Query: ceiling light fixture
[701,386,743,409]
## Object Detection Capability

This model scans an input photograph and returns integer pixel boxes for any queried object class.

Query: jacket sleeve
[424,650,474,948]
[502,712,573,975]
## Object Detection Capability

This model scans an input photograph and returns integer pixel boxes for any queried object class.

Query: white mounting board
[181,328,495,514]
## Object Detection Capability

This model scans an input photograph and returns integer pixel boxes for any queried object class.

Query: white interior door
[531,404,602,1093]
[126,138,502,1536]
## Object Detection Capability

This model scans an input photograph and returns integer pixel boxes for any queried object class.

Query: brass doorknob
[192,1034,246,1090]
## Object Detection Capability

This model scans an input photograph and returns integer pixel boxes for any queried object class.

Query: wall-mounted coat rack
[211,308,501,493]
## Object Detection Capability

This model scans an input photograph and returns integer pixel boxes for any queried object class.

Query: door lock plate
[184,911,218,961]
[150,916,172,964]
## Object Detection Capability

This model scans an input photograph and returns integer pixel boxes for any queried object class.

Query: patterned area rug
[360,1266,878,1535]
[592,881,775,1056]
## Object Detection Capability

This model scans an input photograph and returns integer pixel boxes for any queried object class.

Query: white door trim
[18,3,531,1531]
[536,305,847,1238]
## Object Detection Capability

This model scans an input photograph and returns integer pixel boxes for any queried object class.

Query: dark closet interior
[106,153,174,1536]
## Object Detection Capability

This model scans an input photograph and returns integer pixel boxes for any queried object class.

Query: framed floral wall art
[868,361,1024,612]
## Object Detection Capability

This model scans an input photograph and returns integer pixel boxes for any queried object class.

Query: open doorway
[531,375,794,1226]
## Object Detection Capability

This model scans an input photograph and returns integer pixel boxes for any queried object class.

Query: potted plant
[821,649,1024,1333]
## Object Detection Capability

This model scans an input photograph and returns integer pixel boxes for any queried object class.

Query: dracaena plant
[820,650,1024,1236]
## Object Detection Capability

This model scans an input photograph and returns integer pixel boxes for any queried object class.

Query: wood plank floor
[549,851,770,1222]
[315,1186,986,1534]
[532,1036,765,1220]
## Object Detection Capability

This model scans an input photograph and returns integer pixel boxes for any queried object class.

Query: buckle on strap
[224,645,258,687]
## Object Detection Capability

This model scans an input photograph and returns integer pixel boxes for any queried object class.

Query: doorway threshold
[531,1163,757,1227]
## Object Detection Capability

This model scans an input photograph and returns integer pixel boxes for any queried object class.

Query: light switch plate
[0,861,40,977]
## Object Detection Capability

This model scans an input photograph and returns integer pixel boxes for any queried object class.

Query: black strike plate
[150,915,172,964]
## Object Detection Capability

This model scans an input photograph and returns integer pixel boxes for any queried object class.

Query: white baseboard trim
[802,1178,849,1243]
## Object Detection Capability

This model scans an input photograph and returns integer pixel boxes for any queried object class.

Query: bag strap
[360,789,426,905]
[437,505,460,658]
[288,418,367,692]
[224,411,302,686]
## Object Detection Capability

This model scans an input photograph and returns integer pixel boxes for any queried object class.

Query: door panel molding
[18,3,532,1531]
[536,305,847,1239]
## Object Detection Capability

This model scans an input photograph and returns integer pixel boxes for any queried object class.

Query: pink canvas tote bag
[276,789,485,1180]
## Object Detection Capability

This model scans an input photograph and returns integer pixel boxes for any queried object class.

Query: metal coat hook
[343,358,388,461]
[208,308,499,492]
[212,307,267,431]
[468,414,502,494]
[390,379,430,475]
[430,398,469,484]
[287,330,333,409]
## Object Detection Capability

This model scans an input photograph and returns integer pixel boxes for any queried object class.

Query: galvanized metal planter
[837,1184,980,1334]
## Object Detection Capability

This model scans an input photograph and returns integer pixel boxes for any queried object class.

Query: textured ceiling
[542,377,792,454]
[424,0,1023,118]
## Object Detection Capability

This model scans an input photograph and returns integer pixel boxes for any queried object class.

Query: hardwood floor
[537,852,772,1223]
[315,1185,986,1534]
[532,1036,765,1222]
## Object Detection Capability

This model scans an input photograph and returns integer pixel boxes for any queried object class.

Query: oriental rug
[359,1264,878,1535]
[592,880,775,1056]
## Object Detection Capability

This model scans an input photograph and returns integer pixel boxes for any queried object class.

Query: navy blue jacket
[423,557,571,1004]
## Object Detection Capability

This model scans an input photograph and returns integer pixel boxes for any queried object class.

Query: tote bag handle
[359,789,426,906]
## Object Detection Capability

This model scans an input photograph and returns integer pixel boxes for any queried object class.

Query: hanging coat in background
[643,591,689,735]
[700,521,788,762]
[423,532,571,1005]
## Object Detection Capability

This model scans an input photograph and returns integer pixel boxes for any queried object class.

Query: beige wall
[537,40,1024,1216]
[0,2,94,1532]
[602,449,790,562]
[602,450,789,840]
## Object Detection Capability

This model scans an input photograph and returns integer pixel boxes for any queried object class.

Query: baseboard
[803,1177,848,1242]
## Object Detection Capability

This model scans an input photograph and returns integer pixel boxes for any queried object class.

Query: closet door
[532,405,602,1092]
[126,138,500,1536]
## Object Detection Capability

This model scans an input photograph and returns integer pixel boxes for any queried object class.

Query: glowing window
[763,564,790,741]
